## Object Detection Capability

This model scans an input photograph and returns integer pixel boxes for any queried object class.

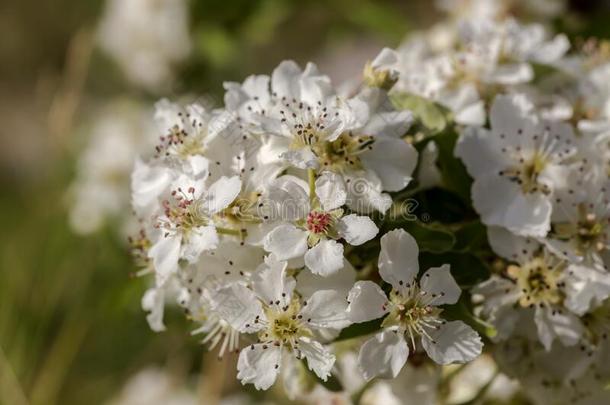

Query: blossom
[210,256,351,390]
[148,174,242,286]
[346,229,482,380]
[224,60,417,211]
[545,178,610,273]
[263,172,379,275]
[473,227,610,350]
[456,93,578,237]
[97,0,191,91]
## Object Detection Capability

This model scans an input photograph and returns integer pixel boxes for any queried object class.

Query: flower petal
[204,176,242,215]
[149,234,181,286]
[300,290,350,330]
[378,229,419,291]
[141,288,166,332]
[298,337,335,381]
[182,225,218,263]
[296,259,355,299]
[346,281,389,323]
[304,239,345,276]
[358,331,408,381]
[361,137,417,192]
[207,283,264,333]
[421,321,483,365]
[263,224,308,261]
[315,171,346,211]
[237,344,282,390]
[337,214,379,246]
[534,306,583,350]
[419,264,461,306]
[251,255,295,306]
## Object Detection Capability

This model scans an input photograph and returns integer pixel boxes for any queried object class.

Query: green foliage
[391,92,451,133]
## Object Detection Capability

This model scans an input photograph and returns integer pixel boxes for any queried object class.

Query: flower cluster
[126,1,610,402]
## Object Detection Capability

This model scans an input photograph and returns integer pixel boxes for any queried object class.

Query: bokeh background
[2,1,610,404]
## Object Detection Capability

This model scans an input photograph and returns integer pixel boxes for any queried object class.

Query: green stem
[216,227,243,237]
[308,169,316,205]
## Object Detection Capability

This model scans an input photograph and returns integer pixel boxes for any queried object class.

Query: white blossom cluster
[124,1,610,403]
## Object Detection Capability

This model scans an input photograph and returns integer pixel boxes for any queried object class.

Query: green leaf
[420,251,490,289]
[390,92,449,132]
[334,318,383,342]
[434,129,473,204]
[452,220,489,253]
[400,221,456,253]
[442,298,497,340]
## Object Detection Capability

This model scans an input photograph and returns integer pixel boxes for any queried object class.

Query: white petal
[149,234,181,286]
[315,171,346,211]
[271,60,302,99]
[487,226,539,263]
[298,337,335,381]
[454,127,506,177]
[279,148,319,170]
[534,306,583,350]
[300,290,350,330]
[263,224,308,261]
[361,137,417,192]
[141,288,166,332]
[421,321,483,365]
[267,175,310,222]
[346,281,389,323]
[472,174,551,237]
[296,259,355,299]
[251,255,295,306]
[182,226,218,263]
[304,239,344,276]
[378,229,419,291]
[337,214,379,246]
[237,344,282,390]
[419,264,461,306]
[185,155,209,177]
[345,173,392,214]
[564,264,610,316]
[203,176,242,215]
[131,159,173,213]
[207,283,264,333]
[361,109,412,139]
[358,331,408,381]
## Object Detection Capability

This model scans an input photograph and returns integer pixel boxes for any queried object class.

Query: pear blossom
[263,172,379,275]
[346,229,483,380]
[224,60,418,210]
[473,227,610,350]
[210,256,350,390]
[148,175,242,286]
[97,0,191,91]
[456,93,578,237]
[545,179,610,272]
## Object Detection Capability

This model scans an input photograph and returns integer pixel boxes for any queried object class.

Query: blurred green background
[1,0,610,404]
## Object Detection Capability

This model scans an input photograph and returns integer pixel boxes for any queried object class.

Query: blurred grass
[0,171,203,404]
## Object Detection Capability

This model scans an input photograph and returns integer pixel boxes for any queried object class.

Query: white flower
[152,99,242,177]
[545,178,610,273]
[225,61,417,206]
[263,172,379,276]
[456,93,578,237]
[148,175,242,286]
[108,367,197,405]
[472,226,609,350]
[97,0,191,91]
[346,229,482,380]
[211,256,350,390]
[70,101,155,235]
